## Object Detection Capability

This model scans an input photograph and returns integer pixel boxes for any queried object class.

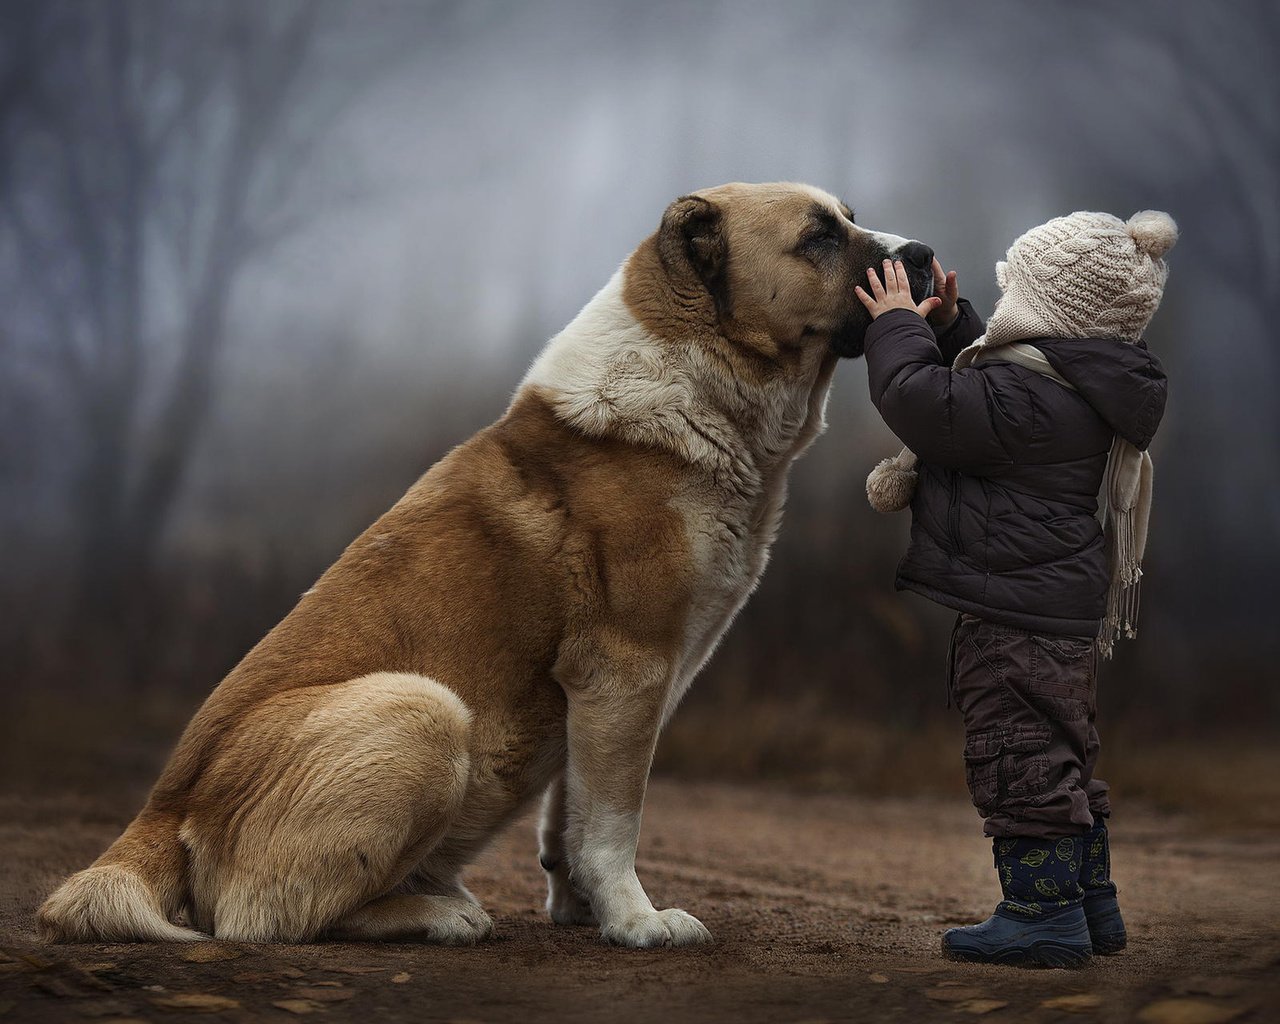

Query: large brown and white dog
[39,182,934,949]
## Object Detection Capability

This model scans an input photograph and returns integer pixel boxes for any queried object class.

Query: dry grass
[4,691,1277,831]
[655,700,1280,831]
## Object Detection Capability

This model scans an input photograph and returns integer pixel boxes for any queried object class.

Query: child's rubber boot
[1080,820,1126,954]
[943,836,1092,968]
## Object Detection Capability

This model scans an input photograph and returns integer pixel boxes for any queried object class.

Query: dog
[39,182,934,948]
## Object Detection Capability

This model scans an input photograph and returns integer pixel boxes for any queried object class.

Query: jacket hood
[1036,338,1167,450]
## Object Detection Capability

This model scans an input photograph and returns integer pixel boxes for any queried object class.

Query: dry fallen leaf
[926,986,986,1003]
[391,972,411,984]
[273,999,324,1015]
[181,944,242,964]
[291,987,354,1003]
[1042,994,1104,1012]
[1136,999,1244,1024]
[868,972,890,984]
[150,993,241,1013]
[959,1000,1009,1016]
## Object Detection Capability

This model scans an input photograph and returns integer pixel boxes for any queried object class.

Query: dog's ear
[657,195,729,317]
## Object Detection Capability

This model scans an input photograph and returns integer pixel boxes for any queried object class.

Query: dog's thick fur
[39,182,928,948]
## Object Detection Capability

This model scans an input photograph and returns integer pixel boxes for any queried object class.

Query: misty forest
[3,3,1280,1022]
[2,0,1277,768]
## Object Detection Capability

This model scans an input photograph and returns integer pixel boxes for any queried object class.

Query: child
[855,211,1176,967]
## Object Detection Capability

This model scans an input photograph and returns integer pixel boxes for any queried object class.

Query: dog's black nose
[898,241,934,270]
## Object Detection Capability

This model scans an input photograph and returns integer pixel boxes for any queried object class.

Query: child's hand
[927,257,960,329]
[855,259,942,321]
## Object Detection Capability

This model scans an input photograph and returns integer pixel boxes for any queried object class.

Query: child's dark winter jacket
[863,300,1167,636]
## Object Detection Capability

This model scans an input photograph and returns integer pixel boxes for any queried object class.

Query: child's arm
[925,259,985,364]
[933,299,983,364]
[926,256,983,363]
[856,260,1011,474]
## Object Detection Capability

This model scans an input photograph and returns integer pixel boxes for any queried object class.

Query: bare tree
[0,1,418,669]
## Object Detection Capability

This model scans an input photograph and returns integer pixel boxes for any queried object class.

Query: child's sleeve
[863,308,1013,474]
[932,298,985,364]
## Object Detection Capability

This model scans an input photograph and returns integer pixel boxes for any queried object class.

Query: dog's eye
[800,229,841,254]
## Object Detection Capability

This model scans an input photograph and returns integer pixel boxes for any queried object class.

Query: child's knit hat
[985,210,1178,345]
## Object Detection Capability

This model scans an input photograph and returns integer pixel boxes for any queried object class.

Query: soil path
[2,780,1277,1022]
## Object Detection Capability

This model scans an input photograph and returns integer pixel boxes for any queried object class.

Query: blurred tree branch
[0,0,423,677]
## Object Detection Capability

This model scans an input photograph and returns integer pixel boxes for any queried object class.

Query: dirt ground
[2,777,1278,1024]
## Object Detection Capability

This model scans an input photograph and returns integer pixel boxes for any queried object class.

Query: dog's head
[648,182,933,361]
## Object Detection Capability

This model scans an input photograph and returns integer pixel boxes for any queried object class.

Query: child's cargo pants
[949,614,1110,838]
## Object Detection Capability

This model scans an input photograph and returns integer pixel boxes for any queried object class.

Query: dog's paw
[426,900,494,945]
[600,907,712,949]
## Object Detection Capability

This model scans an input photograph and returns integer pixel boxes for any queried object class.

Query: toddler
[855,210,1176,966]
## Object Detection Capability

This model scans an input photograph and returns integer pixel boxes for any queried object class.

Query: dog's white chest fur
[523,268,834,723]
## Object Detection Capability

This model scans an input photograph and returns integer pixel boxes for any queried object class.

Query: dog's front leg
[560,655,712,948]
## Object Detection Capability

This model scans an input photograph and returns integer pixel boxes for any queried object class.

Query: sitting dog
[39,182,934,948]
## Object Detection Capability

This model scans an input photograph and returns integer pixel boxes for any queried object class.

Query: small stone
[868,972,889,984]
[391,972,411,984]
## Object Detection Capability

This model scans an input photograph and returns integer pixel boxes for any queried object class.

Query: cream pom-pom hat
[985,209,1178,345]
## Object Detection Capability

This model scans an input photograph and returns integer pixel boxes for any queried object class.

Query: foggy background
[3,0,1277,796]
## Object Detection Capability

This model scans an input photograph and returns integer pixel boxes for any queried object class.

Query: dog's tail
[37,808,205,943]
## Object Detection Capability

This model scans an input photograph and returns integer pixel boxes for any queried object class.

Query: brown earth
[2,777,1278,1024]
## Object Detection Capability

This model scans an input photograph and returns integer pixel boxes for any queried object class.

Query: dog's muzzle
[896,241,935,303]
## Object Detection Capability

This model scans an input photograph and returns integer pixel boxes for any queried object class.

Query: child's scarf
[864,337,1153,658]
